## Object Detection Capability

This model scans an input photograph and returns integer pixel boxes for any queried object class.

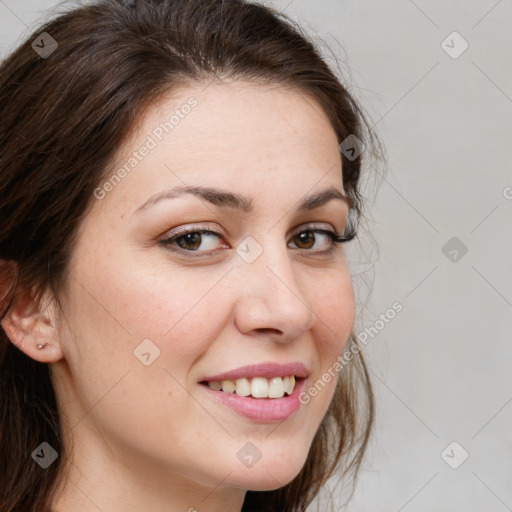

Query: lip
[198,376,307,422]
[199,361,310,382]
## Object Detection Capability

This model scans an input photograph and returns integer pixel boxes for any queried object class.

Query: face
[50,80,355,497]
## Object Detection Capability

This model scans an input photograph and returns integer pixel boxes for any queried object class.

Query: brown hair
[0,1,384,510]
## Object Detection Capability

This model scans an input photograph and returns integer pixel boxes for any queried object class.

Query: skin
[2,80,355,512]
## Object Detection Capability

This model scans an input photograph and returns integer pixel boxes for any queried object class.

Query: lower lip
[199,378,307,422]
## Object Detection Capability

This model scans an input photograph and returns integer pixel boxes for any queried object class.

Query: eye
[161,226,225,253]
[158,221,356,257]
[289,228,342,251]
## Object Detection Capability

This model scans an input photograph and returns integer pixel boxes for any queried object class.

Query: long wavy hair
[0,1,384,510]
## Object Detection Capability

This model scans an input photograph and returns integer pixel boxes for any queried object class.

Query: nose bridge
[233,235,315,338]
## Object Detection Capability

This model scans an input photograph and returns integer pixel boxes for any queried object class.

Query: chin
[227,451,308,491]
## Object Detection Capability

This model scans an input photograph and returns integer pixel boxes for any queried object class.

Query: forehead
[126,80,339,161]
[98,80,344,215]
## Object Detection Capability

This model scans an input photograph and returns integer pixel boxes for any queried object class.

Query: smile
[199,376,307,422]
[200,375,297,398]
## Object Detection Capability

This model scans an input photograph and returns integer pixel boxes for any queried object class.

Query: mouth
[198,361,310,400]
[197,362,309,422]
[199,375,305,399]
[198,374,308,422]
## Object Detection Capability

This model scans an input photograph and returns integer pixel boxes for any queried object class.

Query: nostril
[254,327,283,335]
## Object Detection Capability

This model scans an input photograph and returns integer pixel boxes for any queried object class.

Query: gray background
[1,1,511,511]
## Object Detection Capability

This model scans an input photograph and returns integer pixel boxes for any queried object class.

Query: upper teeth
[207,375,296,398]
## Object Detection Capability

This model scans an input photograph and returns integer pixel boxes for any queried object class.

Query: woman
[0,1,384,510]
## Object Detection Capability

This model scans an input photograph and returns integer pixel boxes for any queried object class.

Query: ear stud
[36,343,48,350]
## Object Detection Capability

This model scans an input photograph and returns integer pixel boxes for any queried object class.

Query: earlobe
[0,284,64,363]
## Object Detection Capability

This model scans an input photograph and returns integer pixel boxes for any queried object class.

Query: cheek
[289,271,354,421]
[311,271,355,357]
[83,258,228,366]
[62,250,218,385]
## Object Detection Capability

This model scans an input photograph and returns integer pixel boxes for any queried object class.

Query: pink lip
[199,376,307,422]
[199,361,310,382]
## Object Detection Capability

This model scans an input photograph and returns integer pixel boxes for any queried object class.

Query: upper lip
[199,361,310,382]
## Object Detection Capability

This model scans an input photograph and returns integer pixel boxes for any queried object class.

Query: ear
[0,266,64,363]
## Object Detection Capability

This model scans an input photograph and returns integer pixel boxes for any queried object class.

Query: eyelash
[158,221,357,258]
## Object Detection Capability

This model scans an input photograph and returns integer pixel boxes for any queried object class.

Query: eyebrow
[131,184,352,217]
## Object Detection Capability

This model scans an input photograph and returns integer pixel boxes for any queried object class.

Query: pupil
[297,231,314,249]
[179,233,201,250]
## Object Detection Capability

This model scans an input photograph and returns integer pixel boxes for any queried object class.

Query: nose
[233,240,316,342]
